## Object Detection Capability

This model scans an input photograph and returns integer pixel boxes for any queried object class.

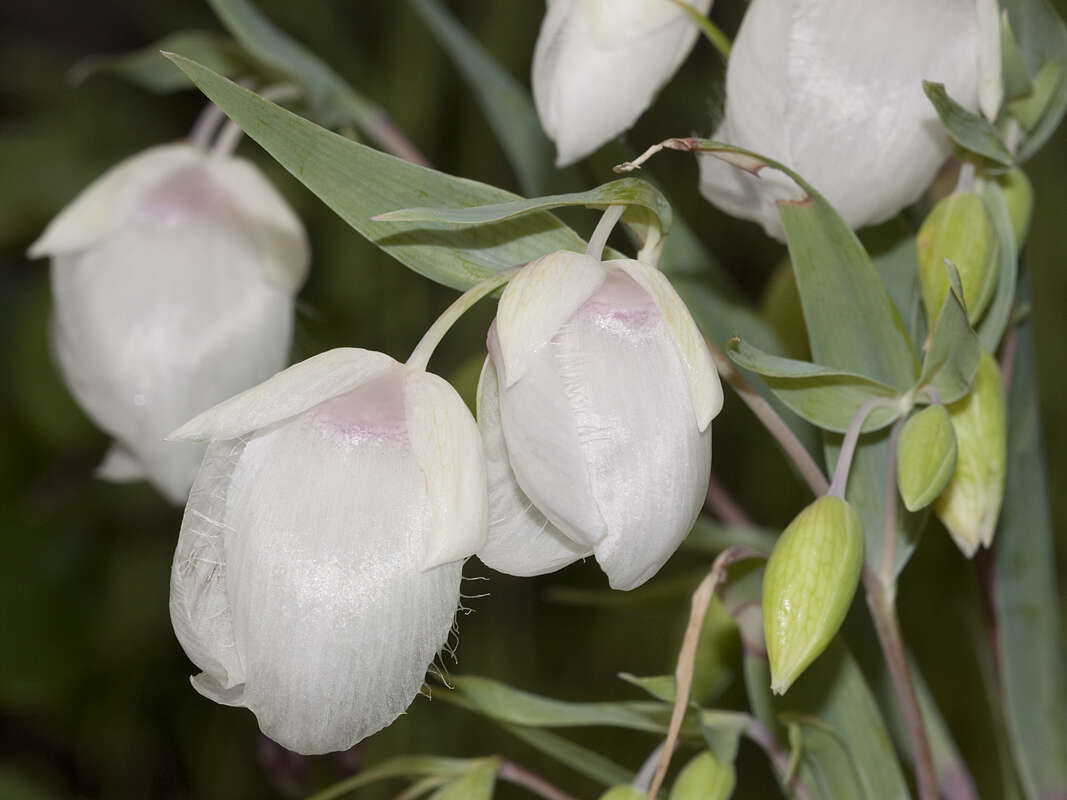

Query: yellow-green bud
[762,495,864,695]
[897,405,958,512]
[935,350,1007,557]
[599,787,645,800]
[1007,59,1063,131]
[917,193,998,327]
[998,168,1033,248]
[669,751,736,800]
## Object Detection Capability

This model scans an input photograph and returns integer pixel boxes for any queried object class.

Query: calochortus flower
[476,250,723,590]
[533,0,713,166]
[698,0,989,238]
[28,143,308,503]
[168,348,487,755]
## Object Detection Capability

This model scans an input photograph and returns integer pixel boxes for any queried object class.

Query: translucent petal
[977,0,1003,121]
[170,349,399,442]
[608,259,722,431]
[475,357,591,576]
[28,144,202,257]
[404,370,488,569]
[211,156,311,292]
[495,251,605,387]
[533,0,711,166]
[50,170,294,502]
[173,374,462,754]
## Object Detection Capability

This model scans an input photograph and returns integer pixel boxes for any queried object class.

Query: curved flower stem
[189,102,228,149]
[210,83,304,158]
[827,396,896,498]
[406,268,518,371]
[879,419,906,585]
[498,760,577,800]
[586,204,626,260]
[705,473,754,527]
[703,336,830,497]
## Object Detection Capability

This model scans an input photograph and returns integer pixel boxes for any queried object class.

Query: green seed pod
[599,786,645,800]
[998,168,1033,248]
[762,495,864,695]
[669,751,736,800]
[896,405,958,512]
[917,192,998,326]
[935,350,1007,557]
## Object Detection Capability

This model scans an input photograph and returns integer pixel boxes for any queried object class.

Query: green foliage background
[0,1,1064,797]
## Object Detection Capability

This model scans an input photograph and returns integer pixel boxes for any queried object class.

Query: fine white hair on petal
[475,357,592,577]
[533,0,713,166]
[494,250,605,388]
[404,369,488,570]
[50,163,296,502]
[171,372,463,754]
[170,349,400,443]
[699,0,981,237]
[28,144,203,258]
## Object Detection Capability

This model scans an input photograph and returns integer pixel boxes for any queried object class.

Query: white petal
[495,250,605,388]
[533,0,711,165]
[29,144,202,257]
[175,374,463,754]
[95,442,145,482]
[170,349,399,442]
[550,271,712,589]
[210,157,310,292]
[490,324,608,547]
[404,370,488,570]
[977,0,1003,121]
[700,0,981,235]
[475,357,591,576]
[608,259,722,431]
[49,170,295,502]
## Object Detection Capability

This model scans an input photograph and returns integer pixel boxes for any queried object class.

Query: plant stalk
[498,760,577,800]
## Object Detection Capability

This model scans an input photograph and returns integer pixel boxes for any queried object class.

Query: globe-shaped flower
[168,348,487,754]
[28,143,309,502]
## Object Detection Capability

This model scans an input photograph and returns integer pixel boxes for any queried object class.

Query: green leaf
[698,711,749,766]
[682,516,778,556]
[863,217,925,349]
[502,725,634,787]
[727,338,903,434]
[917,261,981,403]
[619,673,678,705]
[407,0,564,196]
[166,55,590,290]
[992,277,1067,800]
[70,31,247,93]
[305,755,478,800]
[782,715,868,799]
[373,177,672,246]
[921,82,1013,166]
[1002,13,1035,99]
[669,750,736,800]
[427,759,499,800]
[976,177,1021,352]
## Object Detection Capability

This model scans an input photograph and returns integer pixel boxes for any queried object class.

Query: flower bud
[476,251,723,590]
[934,349,1006,557]
[533,0,713,166]
[599,787,645,800]
[896,405,958,512]
[670,750,736,800]
[762,495,864,694]
[28,144,309,503]
[699,0,983,238]
[917,192,998,326]
[998,167,1033,248]
[168,349,487,754]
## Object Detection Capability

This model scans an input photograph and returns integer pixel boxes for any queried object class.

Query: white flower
[534,0,714,166]
[476,251,722,590]
[168,348,487,755]
[698,0,988,238]
[28,143,309,502]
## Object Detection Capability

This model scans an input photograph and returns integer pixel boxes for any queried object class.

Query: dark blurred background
[1,1,1064,798]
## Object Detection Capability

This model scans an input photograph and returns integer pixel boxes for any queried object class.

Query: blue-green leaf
[501,726,634,787]
[306,755,479,800]
[918,261,981,403]
[976,177,1020,352]
[921,81,1013,166]
[165,55,590,290]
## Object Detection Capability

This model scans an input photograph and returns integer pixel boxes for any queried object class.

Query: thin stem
[189,102,227,149]
[705,473,754,527]
[744,717,814,800]
[879,418,906,585]
[633,740,670,793]
[406,269,517,370]
[865,582,939,800]
[704,336,830,497]
[362,108,431,167]
[586,204,625,260]
[498,760,577,800]
[828,396,894,498]
[211,83,304,158]
[666,0,732,59]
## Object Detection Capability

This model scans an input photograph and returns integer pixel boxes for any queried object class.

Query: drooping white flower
[28,143,308,503]
[698,0,988,238]
[534,0,714,166]
[476,251,722,590]
[168,348,487,755]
